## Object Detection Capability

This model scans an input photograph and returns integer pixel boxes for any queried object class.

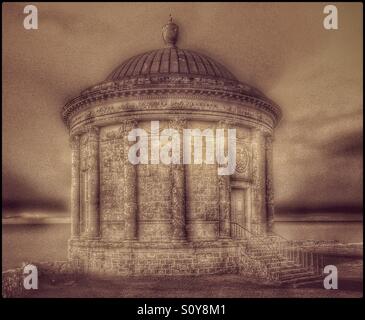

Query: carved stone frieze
[68,99,276,136]
[235,142,250,175]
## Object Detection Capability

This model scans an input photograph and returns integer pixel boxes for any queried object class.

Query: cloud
[323,130,363,157]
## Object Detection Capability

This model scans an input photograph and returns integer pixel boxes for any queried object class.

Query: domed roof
[62,16,282,127]
[106,47,237,82]
[106,16,237,83]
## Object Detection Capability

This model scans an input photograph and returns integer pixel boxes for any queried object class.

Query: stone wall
[238,253,274,283]
[88,119,262,243]
[2,268,24,298]
[66,106,273,277]
[69,239,239,276]
[2,261,79,298]
[99,124,127,240]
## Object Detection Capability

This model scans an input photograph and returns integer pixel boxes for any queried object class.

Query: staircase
[232,223,324,288]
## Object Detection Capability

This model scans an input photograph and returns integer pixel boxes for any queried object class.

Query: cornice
[62,77,282,127]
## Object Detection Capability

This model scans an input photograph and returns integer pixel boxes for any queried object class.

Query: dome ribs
[180,49,191,74]
[183,50,199,74]
[190,51,206,75]
[107,48,238,82]
[142,50,158,75]
[200,53,221,78]
[198,53,215,76]
[169,48,179,73]
[150,49,164,74]
[115,56,135,79]
[215,60,235,80]
[159,48,170,73]
[125,52,144,77]
[208,58,224,78]
[133,51,152,76]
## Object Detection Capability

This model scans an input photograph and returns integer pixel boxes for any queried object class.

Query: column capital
[86,125,100,136]
[69,134,80,149]
[169,117,187,130]
[265,135,274,150]
[217,119,236,129]
[251,126,266,136]
[123,118,138,132]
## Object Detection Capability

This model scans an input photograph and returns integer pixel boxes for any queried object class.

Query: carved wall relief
[169,118,187,240]
[186,163,219,240]
[99,125,126,240]
[183,120,220,240]
[136,121,173,241]
[235,140,250,177]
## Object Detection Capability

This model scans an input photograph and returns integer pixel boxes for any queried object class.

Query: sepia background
[2,2,363,269]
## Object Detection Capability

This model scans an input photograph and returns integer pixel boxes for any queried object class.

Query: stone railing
[231,222,325,278]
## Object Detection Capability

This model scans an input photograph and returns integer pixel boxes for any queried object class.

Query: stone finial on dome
[162,14,179,47]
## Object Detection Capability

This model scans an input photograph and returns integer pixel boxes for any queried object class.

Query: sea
[2,219,362,271]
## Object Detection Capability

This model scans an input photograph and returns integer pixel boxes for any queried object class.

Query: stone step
[247,239,273,244]
[248,249,281,256]
[241,235,324,287]
[268,261,298,268]
[249,242,278,246]
[250,253,283,260]
[258,253,286,259]
[279,270,316,281]
[247,244,273,248]
[260,258,288,265]
[266,260,292,267]
[269,267,308,277]
[270,266,306,273]
[279,274,323,286]
[292,278,323,289]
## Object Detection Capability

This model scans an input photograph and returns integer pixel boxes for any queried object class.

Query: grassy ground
[23,259,362,298]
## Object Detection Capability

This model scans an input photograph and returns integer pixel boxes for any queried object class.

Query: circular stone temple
[62,18,281,276]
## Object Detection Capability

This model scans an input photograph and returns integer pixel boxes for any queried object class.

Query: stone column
[217,120,232,238]
[251,128,267,234]
[70,135,80,238]
[218,176,231,238]
[124,119,138,240]
[86,126,100,239]
[265,135,275,232]
[170,118,186,240]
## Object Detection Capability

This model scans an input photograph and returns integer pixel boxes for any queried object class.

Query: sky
[2,2,363,214]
